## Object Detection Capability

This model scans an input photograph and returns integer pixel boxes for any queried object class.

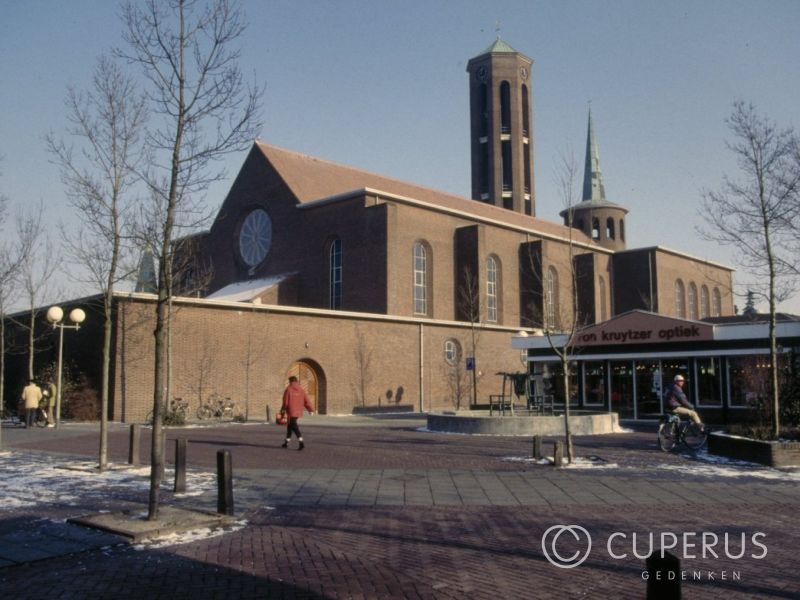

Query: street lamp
[46,306,86,428]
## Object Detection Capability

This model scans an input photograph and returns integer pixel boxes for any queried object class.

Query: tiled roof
[255,141,593,244]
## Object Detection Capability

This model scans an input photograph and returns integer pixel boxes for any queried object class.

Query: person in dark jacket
[664,374,703,426]
[280,376,314,450]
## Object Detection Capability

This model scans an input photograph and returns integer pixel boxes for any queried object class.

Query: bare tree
[0,170,34,448]
[699,101,800,439]
[15,203,59,382]
[351,324,373,407]
[456,266,482,407]
[117,0,262,520]
[46,55,146,471]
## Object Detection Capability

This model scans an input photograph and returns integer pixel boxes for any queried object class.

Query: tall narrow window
[712,288,722,317]
[329,239,342,309]
[486,256,498,323]
[478,84,489,137]
[413,242,428,316]
[521,84,530,137]
[592,218,600,240]
[545,267,559,328]
[674,279,686,318]
[688,282,698,320]
[700,285,710,319]
[619,219,625,242]
[606,217,615,240]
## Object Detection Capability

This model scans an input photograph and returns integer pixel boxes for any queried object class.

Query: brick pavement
[1,418,799,598]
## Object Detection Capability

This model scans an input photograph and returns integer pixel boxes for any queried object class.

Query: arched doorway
[286,359,326,414]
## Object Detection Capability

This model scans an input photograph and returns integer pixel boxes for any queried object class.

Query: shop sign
[576,311,713,347]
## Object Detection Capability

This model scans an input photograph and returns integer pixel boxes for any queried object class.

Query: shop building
[513,310,800,422]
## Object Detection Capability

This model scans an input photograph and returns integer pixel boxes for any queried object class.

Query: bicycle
[657,413,708,452]
[146,397,189,425]
[196,393,238,421]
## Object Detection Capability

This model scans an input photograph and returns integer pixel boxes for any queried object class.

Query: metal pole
[55,324,65,429]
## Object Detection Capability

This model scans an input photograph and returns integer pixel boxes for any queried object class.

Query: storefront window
[635,360,663,418]
[610,361,634,418]
[695,357,722,406]
[534,361,578,406]
[661,358,690,394]
[728,356,771,408]
[584,361,606,406]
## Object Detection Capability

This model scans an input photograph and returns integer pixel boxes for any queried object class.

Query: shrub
[62,374,100,421]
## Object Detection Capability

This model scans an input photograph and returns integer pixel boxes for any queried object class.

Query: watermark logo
[541,525,592,569]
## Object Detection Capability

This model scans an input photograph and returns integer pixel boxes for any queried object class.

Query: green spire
[582,109,606,202]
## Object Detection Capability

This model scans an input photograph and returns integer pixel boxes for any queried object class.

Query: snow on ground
[653,449,800,481]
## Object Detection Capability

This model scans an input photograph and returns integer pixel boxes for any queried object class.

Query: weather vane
[495,19,501,39]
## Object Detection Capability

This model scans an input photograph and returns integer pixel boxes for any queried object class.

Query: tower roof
[480,37,519,55]
[583,109,606,202]
[561,110,628,217]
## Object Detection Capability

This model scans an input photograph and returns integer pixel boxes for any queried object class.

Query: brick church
[12,39,736,421]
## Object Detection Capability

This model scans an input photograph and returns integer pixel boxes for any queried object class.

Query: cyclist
[664,374,704,429]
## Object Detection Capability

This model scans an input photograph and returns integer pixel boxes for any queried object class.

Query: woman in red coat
[280,376,314,449]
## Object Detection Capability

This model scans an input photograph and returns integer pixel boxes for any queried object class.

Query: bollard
[174,438,187,493]
[158,429,167,482]
[266,405,271,424]
[532,435,542,460]
[128,424,141,466]
[553,441,563,467]
[217,449,234,516]
[646,550,681,599]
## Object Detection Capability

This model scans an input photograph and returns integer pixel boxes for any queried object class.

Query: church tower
[561,110,628,251]
[466,39,535,216]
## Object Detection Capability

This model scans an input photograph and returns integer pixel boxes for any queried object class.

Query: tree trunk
[562,357,574,462]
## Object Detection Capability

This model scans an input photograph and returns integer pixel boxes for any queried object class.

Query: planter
[708,432,800,468]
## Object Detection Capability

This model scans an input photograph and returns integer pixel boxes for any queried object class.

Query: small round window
[444,339,461,365]
[238,208,272,267]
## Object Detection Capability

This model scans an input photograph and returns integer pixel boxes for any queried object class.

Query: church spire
[582,109,606,202]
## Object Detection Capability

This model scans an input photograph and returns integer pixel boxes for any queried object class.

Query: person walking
[21,380,43,429]
[42,381,57,427]
[280,376,314,450]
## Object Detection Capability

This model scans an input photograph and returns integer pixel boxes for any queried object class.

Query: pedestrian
[42,381,57,427]
[21,380,43,429]
[280,376,314,450]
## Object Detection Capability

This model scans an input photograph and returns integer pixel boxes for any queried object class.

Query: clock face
[238,208,272,267]
[476,66,487,82]
[520,67,528,80]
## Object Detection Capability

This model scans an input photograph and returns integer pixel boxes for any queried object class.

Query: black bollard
[174,438,187,493]
[532,435,542,460]
[128,424,140,466]
[646,550,681,599]
[553,441,563,467]
[217,449,234,516]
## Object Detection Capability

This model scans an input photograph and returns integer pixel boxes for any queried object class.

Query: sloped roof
[206,273,294,302]
[255,141,593,244]
[480,38,519,55]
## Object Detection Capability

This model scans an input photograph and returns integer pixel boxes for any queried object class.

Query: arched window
[545,267,559,328]
[599,276,607,322]
[700,285,710,319]
[606,217,615,240]
[619,219,625,242]
[688,282,698,320]
[413,242,429,316]
[444,339,462,365]
[674,279,686,318]
[478,83,489,137]
[712,288,722,317]
[486,255,500,323]
[329,238,342,309]
[591,218,600,240]
[521,84,530,136]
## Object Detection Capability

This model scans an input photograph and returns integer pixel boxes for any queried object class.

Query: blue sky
[1,0,799,312]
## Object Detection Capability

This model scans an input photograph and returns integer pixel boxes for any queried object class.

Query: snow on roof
[206,274,294,302]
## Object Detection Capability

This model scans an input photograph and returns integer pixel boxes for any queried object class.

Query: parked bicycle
[657,413,708,452]
[197,393,239,421]
[146,397,189,425]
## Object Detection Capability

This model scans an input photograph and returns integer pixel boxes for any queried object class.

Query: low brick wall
[426,411,620,436]
[708,432,800,468]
